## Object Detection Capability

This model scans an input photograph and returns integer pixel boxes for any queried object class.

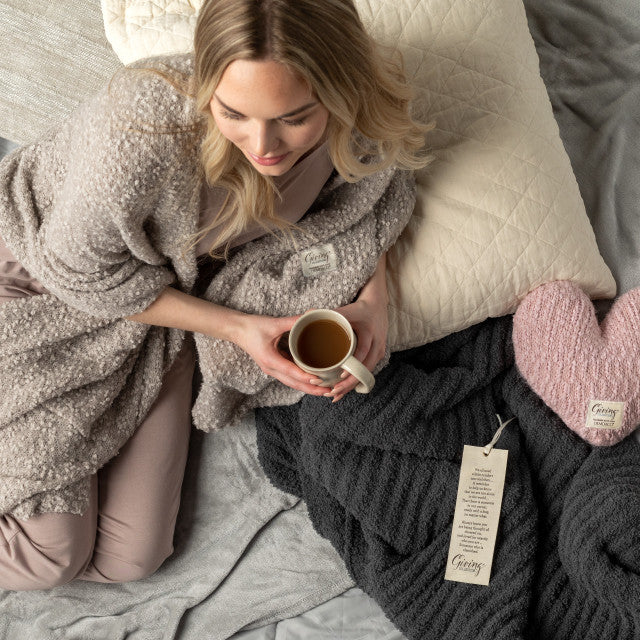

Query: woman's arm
[127,251,389,400]
[127,287,243,341]
[126,288,328,396]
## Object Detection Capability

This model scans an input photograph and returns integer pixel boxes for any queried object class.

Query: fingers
[324,328,387,401]
[325,351,380,403]
[263,353,328,396]
[326,373,358,402]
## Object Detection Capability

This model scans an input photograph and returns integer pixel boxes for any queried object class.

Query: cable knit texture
[513,280,640,445]
[256,315,640,640]
[0,54,415,518]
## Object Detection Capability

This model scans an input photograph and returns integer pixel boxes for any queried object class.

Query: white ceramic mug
[288,309,375,394]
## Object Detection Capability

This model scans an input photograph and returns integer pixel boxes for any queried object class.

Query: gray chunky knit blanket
[255,316,640,640]
[0,54,415,518]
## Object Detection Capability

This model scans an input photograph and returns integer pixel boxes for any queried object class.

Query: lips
[248,152,290,166]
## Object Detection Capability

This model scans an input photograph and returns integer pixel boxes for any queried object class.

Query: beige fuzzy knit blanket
[0,55,415,519]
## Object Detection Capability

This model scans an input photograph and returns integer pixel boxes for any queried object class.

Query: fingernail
[309,378,322,385]
[323,392,333,398]
[340,372,349,379]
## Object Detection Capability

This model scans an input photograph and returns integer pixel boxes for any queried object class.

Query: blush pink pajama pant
[0,235,195,590]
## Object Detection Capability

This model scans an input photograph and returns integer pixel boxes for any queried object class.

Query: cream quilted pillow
[102,0,616,349]
[101,0,205,65]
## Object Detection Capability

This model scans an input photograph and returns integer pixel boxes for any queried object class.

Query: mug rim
[289,309,355,372]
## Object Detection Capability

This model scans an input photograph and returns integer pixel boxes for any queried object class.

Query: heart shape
[513,280,640,446]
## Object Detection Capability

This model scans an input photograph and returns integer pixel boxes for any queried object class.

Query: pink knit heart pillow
[513,281,640,446]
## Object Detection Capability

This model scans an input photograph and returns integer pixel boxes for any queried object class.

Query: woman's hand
[327,253,389,402]
[231,313,329,396]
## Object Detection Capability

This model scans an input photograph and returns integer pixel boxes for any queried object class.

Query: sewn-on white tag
[445,418,510,586]
[585,400,625,430]
[299,243,338,277]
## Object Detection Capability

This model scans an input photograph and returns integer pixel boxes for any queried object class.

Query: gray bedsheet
[525,0,640,295]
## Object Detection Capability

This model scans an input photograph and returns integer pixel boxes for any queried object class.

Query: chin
[255,164,294,177]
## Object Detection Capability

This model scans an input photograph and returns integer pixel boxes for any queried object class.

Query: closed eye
[220,110,308,127]
[220,110,243,120]
[280,117,308,126]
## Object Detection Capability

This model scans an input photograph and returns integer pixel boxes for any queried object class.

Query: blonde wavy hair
[189,0,432,258]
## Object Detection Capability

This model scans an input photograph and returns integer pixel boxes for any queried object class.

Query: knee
[29,553,92,590]
[90,543,173,583]
[0,533,94,592]
[0,475,99,591]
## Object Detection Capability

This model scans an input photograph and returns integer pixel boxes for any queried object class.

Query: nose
[251,120,278,157]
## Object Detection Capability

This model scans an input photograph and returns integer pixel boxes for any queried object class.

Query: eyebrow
[214,95,318,119]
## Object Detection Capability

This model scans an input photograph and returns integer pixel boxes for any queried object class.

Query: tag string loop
[483,414,515,456]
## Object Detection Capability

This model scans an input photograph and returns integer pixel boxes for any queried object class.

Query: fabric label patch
[299,243,338,277]
[445,444,508,586]
[585,400,625,430]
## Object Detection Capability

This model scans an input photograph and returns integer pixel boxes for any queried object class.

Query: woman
[0,0,430,589]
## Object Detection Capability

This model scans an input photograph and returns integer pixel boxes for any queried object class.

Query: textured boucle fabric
[0,54,415,518]
[255,316,640,640]
[513,280,640,445]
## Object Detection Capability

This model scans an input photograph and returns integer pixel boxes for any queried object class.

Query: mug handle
[341,356,375,393]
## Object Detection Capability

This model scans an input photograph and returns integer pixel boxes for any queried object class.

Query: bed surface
[525,0,640,296]
[0,0,638,637]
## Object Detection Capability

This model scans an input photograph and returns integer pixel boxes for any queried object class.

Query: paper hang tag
[299,243,338,277]
[444,415,511,586]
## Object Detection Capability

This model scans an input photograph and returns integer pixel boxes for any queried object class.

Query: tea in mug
[296,319,351,368]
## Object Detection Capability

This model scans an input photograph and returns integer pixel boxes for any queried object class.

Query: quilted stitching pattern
[100,0,616,349]
[101,0,204,64]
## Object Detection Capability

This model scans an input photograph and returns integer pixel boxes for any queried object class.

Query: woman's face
[211,59,330,176]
